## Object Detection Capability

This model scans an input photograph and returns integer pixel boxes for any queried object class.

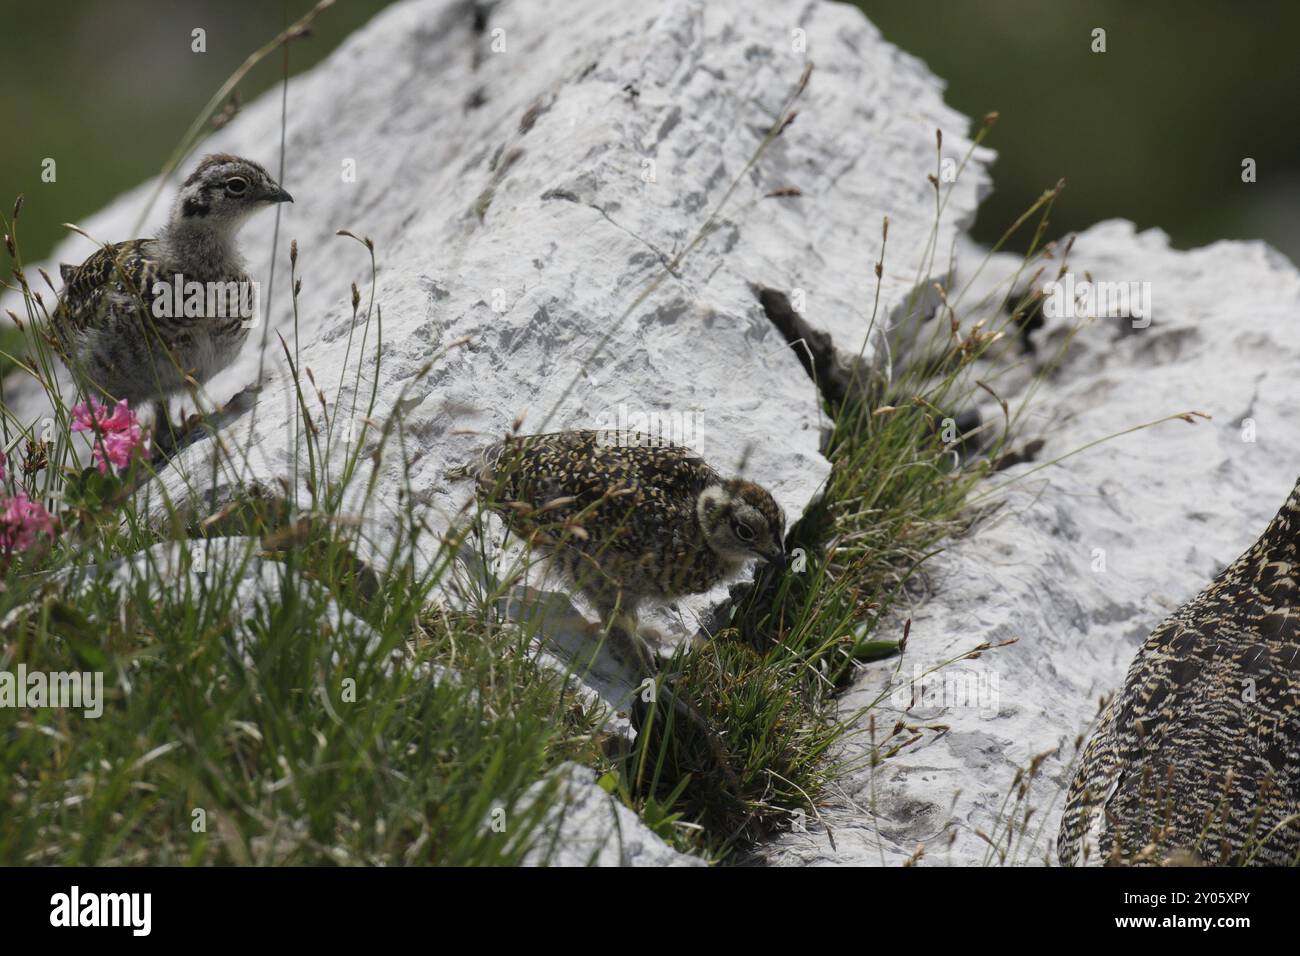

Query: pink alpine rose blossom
[0,492,54,554]
[70,398,152,473]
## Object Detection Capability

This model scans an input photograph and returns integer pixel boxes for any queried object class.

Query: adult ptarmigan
[1058,475,1300,866]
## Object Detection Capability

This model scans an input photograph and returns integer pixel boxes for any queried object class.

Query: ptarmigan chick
[50,154,292,441]
[458,429,787,666]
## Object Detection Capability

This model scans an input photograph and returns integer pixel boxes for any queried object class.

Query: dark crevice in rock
[469,0,495,35]
[519,98,550,134]
[1004,286,1046,353]
[469,1,499,70]
[990,436,1042,472]
[541,188,580,203]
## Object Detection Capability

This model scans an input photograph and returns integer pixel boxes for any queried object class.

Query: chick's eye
[225,177,248,195]
[732,521,755,542]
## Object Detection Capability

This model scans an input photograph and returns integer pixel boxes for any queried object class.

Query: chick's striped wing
[53,240,160,334]
[487,431,715,541]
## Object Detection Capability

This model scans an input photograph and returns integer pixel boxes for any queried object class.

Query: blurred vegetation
[858,0,1300,263]
[0,0,393,263]
[3,0,1298,264]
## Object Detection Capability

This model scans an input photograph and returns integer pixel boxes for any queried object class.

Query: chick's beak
[268,185,294,204]
[766,547,788,571]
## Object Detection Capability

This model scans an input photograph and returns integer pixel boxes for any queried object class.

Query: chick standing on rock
[455,429,787,669]
[50,154,292,445]
[1058,475,1300,866]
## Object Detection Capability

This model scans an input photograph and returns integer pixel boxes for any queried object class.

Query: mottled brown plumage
[50,154,291,431]
[1058,476,1300,866]
[461,429,786,624]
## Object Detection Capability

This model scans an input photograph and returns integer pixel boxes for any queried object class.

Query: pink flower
[70,398,151,473]
[0,492,54,554]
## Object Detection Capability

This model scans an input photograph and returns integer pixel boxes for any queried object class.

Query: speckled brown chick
[459,429,787,630]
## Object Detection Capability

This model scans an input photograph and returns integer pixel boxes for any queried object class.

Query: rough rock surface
[520,763,705,866]
[763,221,1300,866]
[1,0,990,864]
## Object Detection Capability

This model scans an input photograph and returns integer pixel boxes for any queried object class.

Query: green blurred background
[0,0,393,262]
[3,0,1298,264]
[858,0,1300,263]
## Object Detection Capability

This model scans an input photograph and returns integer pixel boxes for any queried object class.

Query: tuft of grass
[0,544,609,865]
